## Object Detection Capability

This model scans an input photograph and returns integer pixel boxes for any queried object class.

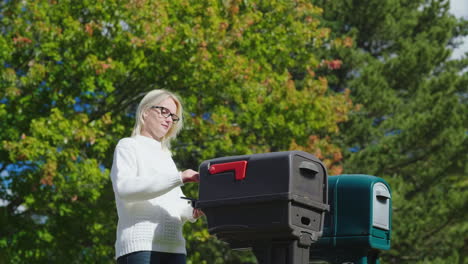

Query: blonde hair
[132,89,184,149]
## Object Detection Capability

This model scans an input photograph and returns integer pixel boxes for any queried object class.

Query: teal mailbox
[310,174,391,264]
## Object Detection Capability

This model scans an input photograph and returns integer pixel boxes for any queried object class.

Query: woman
[110,89,203,264]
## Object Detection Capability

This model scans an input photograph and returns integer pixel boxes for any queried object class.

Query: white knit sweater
[110,135,196,259]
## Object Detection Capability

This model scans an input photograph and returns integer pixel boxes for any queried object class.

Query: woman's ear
[142,109,149,120]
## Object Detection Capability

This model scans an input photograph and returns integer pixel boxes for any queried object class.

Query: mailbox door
[291,153,326,204]
[372,182,391,230]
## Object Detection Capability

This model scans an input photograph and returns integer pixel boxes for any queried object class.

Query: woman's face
[141,97,178,141]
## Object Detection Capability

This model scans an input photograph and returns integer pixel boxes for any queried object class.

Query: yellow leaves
[35,21,50,34]
[40,159,57,186]
[329,166,344,176]
[257,95,264,104]
[83,22,102,37]
[27,61,47,81]
[223,0,241,15]
[317,76,328,94]
[307,67,316,77]
[130,36,146,47]
[130,0,148,8]
[294,1,323,21]
[286,79,296,91]
[3,108,114,194]
[3,134,40,162]
[85,23,94,36]
[327,88,353,125]
[83,54,116,76]
[317,28,331,39]
[321,59,343,70]
[304,15,321,28]
[229,4,240,16]
[94,58,114,75]
[101,113,113,125]
[219,21,229,31]
[3,68,17,83]
[13,35,33,46]
[199,41,208,48]
[285,79,300,106]
[5,87,22,97]
[72,125,98,144]
[165,26,176,34]
[126,0,148,9]
[333,36,354,48]
[290,135,344,175]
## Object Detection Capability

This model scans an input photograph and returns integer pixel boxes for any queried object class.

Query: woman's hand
[181,169,200,183]
[193,208,204,219]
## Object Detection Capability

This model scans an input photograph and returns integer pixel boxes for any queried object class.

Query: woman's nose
[164,116,173,123]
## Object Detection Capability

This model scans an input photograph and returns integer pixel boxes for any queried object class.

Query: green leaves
[316,0,468,262]
[0,0,353,262]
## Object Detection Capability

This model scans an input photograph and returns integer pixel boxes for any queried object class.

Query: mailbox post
[310,174,392,264]
[196,151,329,264]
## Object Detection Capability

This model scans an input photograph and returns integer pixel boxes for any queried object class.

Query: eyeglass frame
[150,106,180,123]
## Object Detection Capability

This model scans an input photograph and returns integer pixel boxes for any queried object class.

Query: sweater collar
[135,135,162,148]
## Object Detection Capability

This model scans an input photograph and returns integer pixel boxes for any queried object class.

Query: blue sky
[450,0,468,58]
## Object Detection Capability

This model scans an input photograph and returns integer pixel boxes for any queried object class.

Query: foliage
[312,0,468,263]
[0,0,352,262]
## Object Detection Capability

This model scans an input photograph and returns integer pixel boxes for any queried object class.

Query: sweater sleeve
[110,138,183,202]
[177,187,197,223]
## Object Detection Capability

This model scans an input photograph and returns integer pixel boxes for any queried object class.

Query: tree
[312,0,468,263]
[0,0,352,262]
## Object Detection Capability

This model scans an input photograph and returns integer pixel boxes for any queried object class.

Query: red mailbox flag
[209,161,248,181]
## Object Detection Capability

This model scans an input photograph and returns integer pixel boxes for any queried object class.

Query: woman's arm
[177,188,203,223]
[110,139,183,202]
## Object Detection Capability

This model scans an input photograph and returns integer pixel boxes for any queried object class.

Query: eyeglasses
[150,106,180,123]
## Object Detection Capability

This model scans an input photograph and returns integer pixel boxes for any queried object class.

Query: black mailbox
[197,151,329,264]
